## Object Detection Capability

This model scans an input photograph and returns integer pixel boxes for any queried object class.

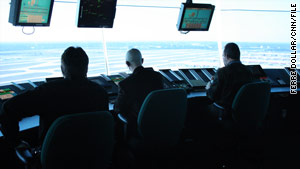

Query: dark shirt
[206,61,254,110]
[114,66,164,123]
[0,78,108,145]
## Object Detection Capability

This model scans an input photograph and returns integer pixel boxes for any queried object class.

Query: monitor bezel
[177,3,215,31]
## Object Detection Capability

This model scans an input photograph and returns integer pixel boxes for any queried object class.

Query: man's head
[125,48,144,72]
[223,42,240,66]
[61,46,89,79]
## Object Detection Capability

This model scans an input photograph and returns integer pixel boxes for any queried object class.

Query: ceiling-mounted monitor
[177,3,215,31]
[9,0,54,26]
[76,0,117,28]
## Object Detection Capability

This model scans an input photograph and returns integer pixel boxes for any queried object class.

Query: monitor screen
[177,3,215,31]
[108,75,124,86]
[9,0,54,26]
[76,0,117,28]
[0,88,17,100]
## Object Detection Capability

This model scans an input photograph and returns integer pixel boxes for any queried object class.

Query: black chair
[232,81,271,133]
[231,81,271,168]
[118,88,187,168]
[41,111,114,169]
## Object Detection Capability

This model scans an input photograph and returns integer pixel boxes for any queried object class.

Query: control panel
[284,67,300,83]
[158,68,216,91]
[159,69,189,89]
[246,65,267,80]
[0,81,44,103]
[0,66,295,104]
[263,69,289,87]
[178,68,216,89]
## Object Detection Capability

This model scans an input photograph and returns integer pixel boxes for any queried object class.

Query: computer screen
[76,0,117,28]
[9,0,54,26]
[108,75,124,86]
[177,3,215,31]
[0,88,17,100]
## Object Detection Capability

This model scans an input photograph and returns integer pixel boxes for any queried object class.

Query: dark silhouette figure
[114,48,164,136]
[0,46,109,146]
[206,42,254,114]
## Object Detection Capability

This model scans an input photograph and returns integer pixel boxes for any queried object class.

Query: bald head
[126,48,143,71]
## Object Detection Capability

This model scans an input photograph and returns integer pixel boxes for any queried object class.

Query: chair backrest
[232,81,271,131]
[41,111,114,169]
[137,88,187,148]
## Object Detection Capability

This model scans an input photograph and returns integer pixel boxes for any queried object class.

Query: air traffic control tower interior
[0,0,299,169]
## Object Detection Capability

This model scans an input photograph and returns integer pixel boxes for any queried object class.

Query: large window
[218,5,299,68]
[0,0,107,85]
[105,2,220,74]
[0,0,298,86]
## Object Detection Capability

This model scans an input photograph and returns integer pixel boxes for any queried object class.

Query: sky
[0,0,299,43]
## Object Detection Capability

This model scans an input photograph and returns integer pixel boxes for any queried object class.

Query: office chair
[118,88,187,168]
[41,111,114,169]
[231,81,271,133]
[137,88,187,147]
[231,81,271,167]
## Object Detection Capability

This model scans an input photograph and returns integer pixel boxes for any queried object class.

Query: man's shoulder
[40,78,67,87]
[227,62,247,68]
[221,62,248,72]
[231,63,252,74]
[216,66,227,75]
[119,74,132,85]
[119,69,162,87]
[133,69,162,82]
[141,69,163,79]
[41,79,105,91]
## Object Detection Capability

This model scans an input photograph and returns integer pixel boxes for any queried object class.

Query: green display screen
[109,75,124,85]
[18,0,52,24]
[182,8,213,30]
[0,88,17,100]
[177,3,215,31]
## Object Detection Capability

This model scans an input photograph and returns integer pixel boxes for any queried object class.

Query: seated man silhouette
[206,42,254,122]
[0,46,109,147]
[114,48,164,137]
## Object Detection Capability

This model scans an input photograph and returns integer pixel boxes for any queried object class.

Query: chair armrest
[118,114,128,124]
[117,114,128,141]
[15,140,34,164]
